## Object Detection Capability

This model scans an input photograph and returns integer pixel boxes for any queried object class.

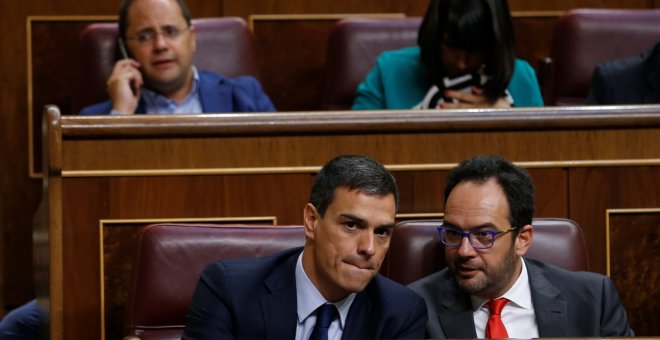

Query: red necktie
[485,298,509,339]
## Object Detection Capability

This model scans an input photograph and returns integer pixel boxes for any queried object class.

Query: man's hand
[107,59,144,114]
[440,87,511,109]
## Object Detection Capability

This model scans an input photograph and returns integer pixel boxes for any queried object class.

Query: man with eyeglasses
[80,0,274,115]
[408,155,633,338]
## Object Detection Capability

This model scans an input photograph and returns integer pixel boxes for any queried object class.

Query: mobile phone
[117,37,138,96]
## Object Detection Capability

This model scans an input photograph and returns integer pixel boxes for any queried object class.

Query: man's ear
[515,224,533,256]
[303,203,319,240]
[189,25,197,52]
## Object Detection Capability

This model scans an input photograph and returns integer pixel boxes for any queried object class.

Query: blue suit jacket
[79,71,275,114]
[183,247,428,339]
[586,41,660,105]
[408,257,634,338]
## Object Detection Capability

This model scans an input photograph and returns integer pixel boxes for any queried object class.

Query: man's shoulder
[407,268,454,297]
[198,70,262,89]
[79,100,114,115]
[525,257,608,289]
[202,247,301,279]
[369,273,425,300]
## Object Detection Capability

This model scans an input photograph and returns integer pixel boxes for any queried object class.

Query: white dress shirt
[471,257,539,339]
[295,252,356,340]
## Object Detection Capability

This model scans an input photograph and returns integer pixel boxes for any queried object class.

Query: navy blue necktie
[310,303,338,340]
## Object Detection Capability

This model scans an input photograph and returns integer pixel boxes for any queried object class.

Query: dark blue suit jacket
[408,257,634,338]
[183,247,428,339]
[586,41,660,105]
[79,71,275,114]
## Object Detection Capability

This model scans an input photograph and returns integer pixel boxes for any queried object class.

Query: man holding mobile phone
[80,0,275,115]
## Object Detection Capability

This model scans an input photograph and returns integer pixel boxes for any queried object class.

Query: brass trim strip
[396,213,444,219]
[247,13,406,31]
[604,208,660,277]
[510,10,565,18]
[27,15,118,21]
[98,216,277,337]
[62,159,660,178]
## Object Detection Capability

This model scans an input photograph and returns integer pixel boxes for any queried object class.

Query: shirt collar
[295,251,356,329]
[142,66,200,110]
[470,256,533,311]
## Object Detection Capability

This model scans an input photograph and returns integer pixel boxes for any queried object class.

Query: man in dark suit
[409,155,633,338]
[80,0,274,115]
[586,41,660,105]
[183,155,427,339]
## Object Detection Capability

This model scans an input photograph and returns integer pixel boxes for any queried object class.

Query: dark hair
[310,155,399,216]
[417,0,516,102]
[118,0,192,41]
[444,155,534,229]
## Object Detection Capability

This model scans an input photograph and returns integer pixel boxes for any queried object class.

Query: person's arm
[586,65,611,105]
[599,276,634,336]
[107,59,144,114]
[183,262,236,339]
[352,62,387,110]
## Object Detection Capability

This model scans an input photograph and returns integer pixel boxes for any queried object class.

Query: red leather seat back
[550,9,660,105]
[124,223,305,339]
[75,17,259,113]
[320,18,421,110]
[386,218,589,285]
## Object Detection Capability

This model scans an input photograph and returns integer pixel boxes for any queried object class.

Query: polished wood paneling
[568,166,660,274]
[607,210,660,336]
[40,105,660,338]
[2,0,659,324]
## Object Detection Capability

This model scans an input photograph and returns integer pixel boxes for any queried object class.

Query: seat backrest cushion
[551,9,660,105]
[386,218,589,285]
[320,18,421,110]
[125,223,305,338]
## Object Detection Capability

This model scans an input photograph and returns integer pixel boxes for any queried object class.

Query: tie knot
[316,303,338,329]
[487,298,508,316]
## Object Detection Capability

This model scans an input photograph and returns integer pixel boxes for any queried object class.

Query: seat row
[125,218,586,339]
[76,9,660,112]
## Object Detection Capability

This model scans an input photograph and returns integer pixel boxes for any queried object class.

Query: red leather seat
[124,223,305,339]
[319,18,421,110]
[385,218,589,285]
[75,17,260,113]
[542,9,660,106]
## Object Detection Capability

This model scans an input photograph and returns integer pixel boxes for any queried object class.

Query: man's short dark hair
[444,155,534,228]
[417,0,516,102]
[310,155,399,216]
[118,0,192,40]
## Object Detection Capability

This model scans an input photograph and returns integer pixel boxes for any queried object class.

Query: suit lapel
[198,72,232,112]
[526,259,567,337]
[437,282,477,339]
[342,291,373,339]
[260,252,298,340]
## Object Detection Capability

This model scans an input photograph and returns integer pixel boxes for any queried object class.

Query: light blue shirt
[295,252,356,340]
[143,66,202,114]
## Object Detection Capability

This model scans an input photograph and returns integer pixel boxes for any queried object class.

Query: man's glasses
[436,226,518,249]
[127,25,191,45]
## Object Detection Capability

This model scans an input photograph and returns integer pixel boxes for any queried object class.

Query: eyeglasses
[436,226,518,250]
[126,25,191,45]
